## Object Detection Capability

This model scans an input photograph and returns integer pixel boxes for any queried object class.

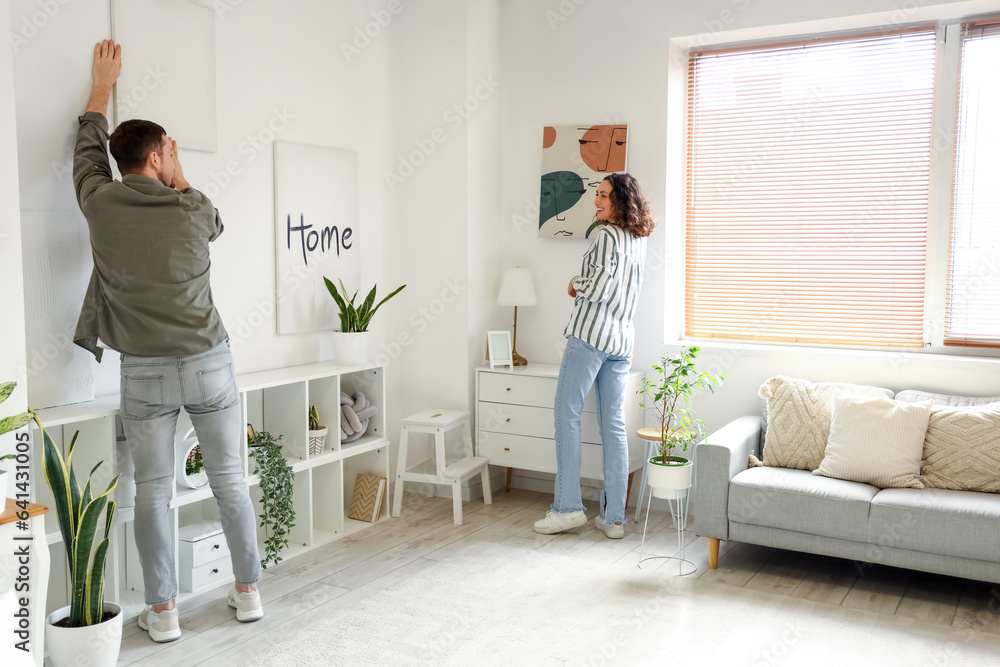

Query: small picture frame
[487,331,514,369]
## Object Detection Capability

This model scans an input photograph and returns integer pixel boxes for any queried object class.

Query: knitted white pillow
[813,394,933,488]
[759,376,892,471]
[923,403,1000,492]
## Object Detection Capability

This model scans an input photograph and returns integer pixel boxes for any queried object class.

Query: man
[73,39,262,642]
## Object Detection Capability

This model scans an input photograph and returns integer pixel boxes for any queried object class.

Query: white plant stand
[637,484,696,576]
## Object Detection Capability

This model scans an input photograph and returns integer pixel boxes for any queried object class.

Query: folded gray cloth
[340,391,377,443]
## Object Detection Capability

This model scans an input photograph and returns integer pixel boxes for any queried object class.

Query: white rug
[241,544,1000,666]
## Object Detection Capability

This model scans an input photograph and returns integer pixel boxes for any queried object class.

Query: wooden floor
[115,488,1000,666]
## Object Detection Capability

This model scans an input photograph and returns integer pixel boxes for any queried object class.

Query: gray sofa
[694,390,1000,584]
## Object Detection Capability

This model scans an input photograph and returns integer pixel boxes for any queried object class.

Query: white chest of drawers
[475,364,644,497]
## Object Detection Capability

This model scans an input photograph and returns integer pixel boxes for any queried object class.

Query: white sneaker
[594,515,625,539]
[138,606,181,642]
[228,587,264,622]
[533,509,587,534]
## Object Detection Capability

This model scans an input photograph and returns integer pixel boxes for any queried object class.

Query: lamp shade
[498,267,537,306]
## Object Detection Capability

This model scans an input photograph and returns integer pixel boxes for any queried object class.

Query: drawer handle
[213,544,220,550]
[212,568,219,575]
[506,387,511,391]
[505,418,511,423]
[504,447,510,451]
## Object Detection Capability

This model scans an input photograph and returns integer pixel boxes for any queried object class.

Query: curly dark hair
[602,172,657,238]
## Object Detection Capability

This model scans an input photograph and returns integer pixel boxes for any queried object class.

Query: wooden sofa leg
[708,538,720,569]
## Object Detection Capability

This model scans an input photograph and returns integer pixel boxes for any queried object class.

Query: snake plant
[323,277,406,332]
[33,411,120,627]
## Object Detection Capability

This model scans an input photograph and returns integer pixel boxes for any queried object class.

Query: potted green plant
[247,426,296,568]
[308,405,328,456]
[323,277,406,365]
[33,410,123,667]
[175,427,208,490]
[638,346,727,499]
[0,381,32,497]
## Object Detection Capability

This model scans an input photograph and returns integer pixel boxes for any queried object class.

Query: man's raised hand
[85,40,121,115]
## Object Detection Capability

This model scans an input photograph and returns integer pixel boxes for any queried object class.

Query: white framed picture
[487,331,513,369]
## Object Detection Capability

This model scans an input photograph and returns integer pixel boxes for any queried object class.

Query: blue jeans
[553,335,630,525]
[120,341,262,605]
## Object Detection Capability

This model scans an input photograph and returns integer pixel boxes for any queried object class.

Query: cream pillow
[813,394,933,488]
[759,376,892,470]
[923,403,1000,493]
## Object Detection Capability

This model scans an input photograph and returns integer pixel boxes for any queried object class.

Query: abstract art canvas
[538,124,628,239]
[274,142,361,335]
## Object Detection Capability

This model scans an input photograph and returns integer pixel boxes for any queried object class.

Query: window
[684,21,1000,350]
[945,21,1000,348]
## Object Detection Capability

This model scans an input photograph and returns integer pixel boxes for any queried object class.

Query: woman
[534,172,657,538]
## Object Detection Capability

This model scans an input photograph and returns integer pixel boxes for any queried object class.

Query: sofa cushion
[729,467,878,543]
[869,488,1000,562]
[813,394,932,489]
[895,389,1000,407]
[923,403,1000,493]
[758,376,893,471]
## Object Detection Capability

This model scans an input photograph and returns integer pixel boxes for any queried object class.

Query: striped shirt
[564,224,646,357]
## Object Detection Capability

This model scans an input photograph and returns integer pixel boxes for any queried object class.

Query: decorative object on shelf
[274,142,361,335]
[347,472,387,523]
[308,405,328,456]
[175,427,209,490]
[637,346,727,499]
[247,426,296,569]
[33,411,123,667]
[0,381,32,496]
[497,267,537,366]
[324,277,406,365]
[538,124,628,238]
[486,331,513,369]
[340,391,377,444]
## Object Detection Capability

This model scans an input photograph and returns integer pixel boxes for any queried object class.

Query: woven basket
[308,427,328,456]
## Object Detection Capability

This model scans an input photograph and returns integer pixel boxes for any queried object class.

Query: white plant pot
[175,427,208,489]
[332,331,370,366]
[647,456,693,500]
[46,602,123,667]
[308,427,329,456]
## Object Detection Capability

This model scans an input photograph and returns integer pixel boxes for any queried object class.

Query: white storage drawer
[479,403,601,444]
[478,432,605,478]
[178,521,231,569]
[479,372,597,412]
[180,556,234,591]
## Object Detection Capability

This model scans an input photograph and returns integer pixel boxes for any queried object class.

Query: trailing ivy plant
[248,428,296,569]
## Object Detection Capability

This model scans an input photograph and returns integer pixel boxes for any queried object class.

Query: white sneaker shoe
[138,606,181,642]
[228,587,264,622]
[533,509,587,534]
[594,515,625,539]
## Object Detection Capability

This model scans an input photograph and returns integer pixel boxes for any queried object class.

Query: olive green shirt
[72,111,227,361]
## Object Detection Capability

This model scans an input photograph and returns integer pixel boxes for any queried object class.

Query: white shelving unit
[29,361,391,621]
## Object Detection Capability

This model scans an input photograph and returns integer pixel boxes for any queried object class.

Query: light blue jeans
[553,335,630,525]
[120,340,262,605]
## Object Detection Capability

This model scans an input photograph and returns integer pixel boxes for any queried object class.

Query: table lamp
[498,267,537,366]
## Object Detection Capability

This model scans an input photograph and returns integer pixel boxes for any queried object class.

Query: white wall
[1,5,29,476]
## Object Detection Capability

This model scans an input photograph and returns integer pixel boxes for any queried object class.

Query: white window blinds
[685,28,937,348]
[945,21,1000,348]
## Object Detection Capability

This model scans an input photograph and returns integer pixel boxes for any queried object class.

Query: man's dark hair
[109,119,167,174]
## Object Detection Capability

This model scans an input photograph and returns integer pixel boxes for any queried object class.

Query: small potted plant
[33,410,123,667]
[175,427,208,489]
[323,277,405,365]
[0,381,32,497]
[308,405,328,456]
[638,346,727,499]
[247,425,296,569]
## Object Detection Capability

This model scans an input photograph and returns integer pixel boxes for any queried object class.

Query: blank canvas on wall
[538,124,628,239]
[274,142,361,335]
[112,0,216,152]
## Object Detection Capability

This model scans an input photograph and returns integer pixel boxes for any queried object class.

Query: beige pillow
[923,403,1000,492]
[759,376,892,470]
[813,394,932,488]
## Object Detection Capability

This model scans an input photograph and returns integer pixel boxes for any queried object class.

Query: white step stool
[391,409,492,525]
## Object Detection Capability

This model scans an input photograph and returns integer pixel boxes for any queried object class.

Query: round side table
[635,427,696,576]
